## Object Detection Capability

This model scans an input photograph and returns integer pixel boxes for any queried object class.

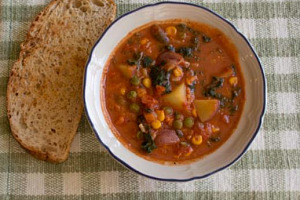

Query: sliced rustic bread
[7,0,116,163]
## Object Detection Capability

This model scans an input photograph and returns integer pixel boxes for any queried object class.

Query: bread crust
[7,0,116,163]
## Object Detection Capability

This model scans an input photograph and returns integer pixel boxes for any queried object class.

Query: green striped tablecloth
[1,0,299,199]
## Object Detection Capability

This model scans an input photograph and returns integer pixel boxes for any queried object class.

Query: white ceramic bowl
[83,2,266,181]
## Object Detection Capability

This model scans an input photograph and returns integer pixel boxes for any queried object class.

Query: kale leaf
[142,56,153,68]
[141,133,157,153]
[177,47,193,57]
[149,66,171,93]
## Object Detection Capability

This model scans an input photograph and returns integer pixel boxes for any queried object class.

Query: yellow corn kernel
[173,67,183,77]
[166,26,177,36]
[212,125,220,133]
[192,135,203,145]
[192,108,197,117]
[141,38,149,45]
[151,120,162,130]
[156,110,165,122]
[120,87,126,95]
[229,76,238,86]
[142,78,152,88]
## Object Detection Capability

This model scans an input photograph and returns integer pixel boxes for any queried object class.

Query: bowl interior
[83,2,266,181]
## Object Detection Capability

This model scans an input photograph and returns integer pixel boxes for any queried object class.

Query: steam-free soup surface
[103,20,245,163]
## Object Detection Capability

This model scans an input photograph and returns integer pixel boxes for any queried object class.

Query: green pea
[163,106,173,115]
[130,75,140,86]
[127,90,137,99]
[173,120,183,129]
[129,103,140,113]
[116,96,127,106]
[175,112,183,120]
[183,117,194,128]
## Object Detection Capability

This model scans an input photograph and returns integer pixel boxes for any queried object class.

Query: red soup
[103,20,245,163]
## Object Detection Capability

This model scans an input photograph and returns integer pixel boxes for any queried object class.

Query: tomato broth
[103,20,245,163]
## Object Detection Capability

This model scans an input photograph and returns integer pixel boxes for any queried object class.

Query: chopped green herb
[141,133,157,153]
[175,129,184,138]
[127,59,138,66]
[188,82,196,91]
[137,115,145,124]
[180,141,189,146]
[177,47,193,57]
[232,87,241,98]
[149,66,171,93]
[231,65,237,76]
[192,37,200,50]
[145,108,153,113]
[142,56,153,68]
[127,52,144,66]
[176,24,187,40]
[166,45,175,52]
[209,136,221,143]
[137,131,143,139]
[211,77,224,88]
[202,34,211,43]
[174,112,183,120]
[229,104,239,114]
[176,23,187,32]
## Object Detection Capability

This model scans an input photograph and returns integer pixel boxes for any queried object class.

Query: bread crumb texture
[7,0,116,163]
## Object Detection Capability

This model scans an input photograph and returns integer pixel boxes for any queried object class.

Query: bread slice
[7,0,116,163]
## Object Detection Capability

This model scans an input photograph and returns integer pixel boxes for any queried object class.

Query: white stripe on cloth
[277,92,297,114]
[249,130,265,150]
[280,131,300,150]
[26,173,45,195]
[213,169,233,191]
[0,173,8,195]
[250,169,269,191]
[285,169,300,191]
[63,173,82,195]
[82,171,120,194]
[261,57,300,75]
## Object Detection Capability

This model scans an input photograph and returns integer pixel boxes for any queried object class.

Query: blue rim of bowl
[83,1,267,182]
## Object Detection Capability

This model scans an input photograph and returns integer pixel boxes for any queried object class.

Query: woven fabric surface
[0,0,299,199]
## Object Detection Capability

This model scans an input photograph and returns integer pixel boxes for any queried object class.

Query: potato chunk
[194,99,220,122]
[162,83,187,110]
[117,64,136,78]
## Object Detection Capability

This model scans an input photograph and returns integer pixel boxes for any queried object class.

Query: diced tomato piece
[144,111,157,123]
[155,85,166,96]
[141,95,158,109]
